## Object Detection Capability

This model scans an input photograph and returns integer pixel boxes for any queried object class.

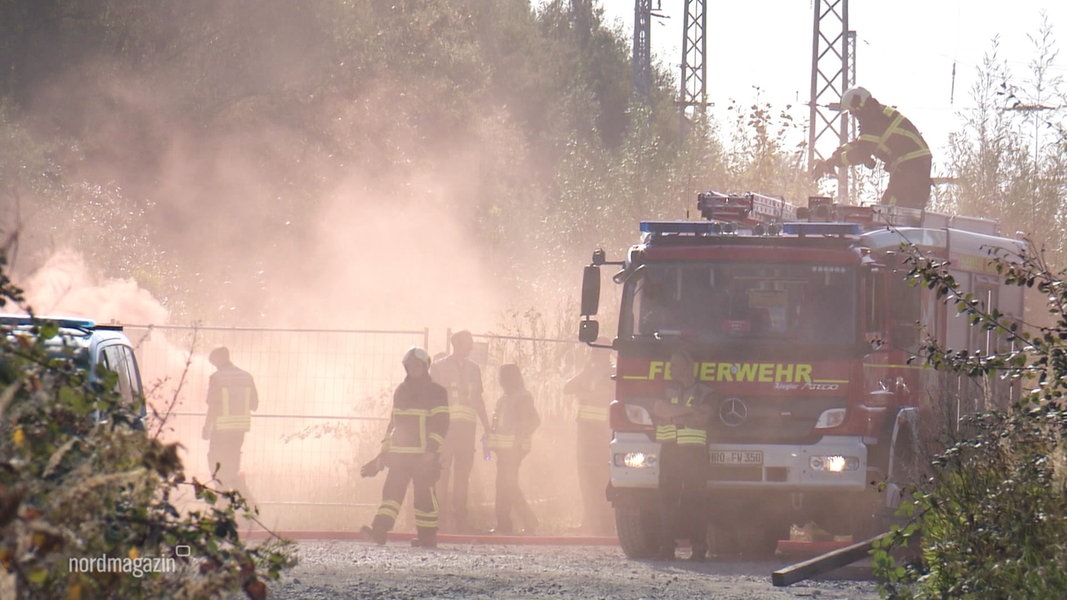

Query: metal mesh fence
[124,324,427,531]
[125,324,600,533]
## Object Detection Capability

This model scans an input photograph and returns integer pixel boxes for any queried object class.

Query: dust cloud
[4,7,597,536]
[17,249,169,325]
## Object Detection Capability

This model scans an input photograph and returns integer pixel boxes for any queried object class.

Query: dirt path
[274,540,881,599]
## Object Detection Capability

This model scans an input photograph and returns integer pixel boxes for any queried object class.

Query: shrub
[0,254,293,598]
[873,241,1067,598]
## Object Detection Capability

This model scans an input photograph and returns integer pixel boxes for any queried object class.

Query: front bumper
[609,433,868,492]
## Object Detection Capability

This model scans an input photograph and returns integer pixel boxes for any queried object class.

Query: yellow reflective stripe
[879,106,931,168]
[428,433,445,446]
[429,406,450,416]
[377,500,401,519]
[394,408,428,416]
[215,415,251,430]
[874,109,905,156]
[889,147,932,169]
[216,387,251,430]
[577,405,608,422]
[414,505,438,527]
[487,433,516,449]
[655,424,677,441]
[388,408,427,453]
[450,405,478,421]
[676,427,708,445]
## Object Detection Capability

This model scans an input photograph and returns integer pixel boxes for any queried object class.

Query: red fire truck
[578,191,1026,557]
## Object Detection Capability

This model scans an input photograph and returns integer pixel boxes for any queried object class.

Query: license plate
[709,450,764,465]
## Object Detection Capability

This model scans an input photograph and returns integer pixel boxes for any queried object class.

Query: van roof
[0,313,130,357]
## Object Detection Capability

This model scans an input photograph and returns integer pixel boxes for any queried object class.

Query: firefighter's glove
[360,455,384,478]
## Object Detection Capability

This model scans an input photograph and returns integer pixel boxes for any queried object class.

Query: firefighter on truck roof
[812,86,932,210]
[430,330,490,533]
[651,348,714,562]
[361,346,450,548]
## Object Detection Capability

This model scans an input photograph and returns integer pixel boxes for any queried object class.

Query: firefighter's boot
[411,528,437,549]
[360,524,388,545]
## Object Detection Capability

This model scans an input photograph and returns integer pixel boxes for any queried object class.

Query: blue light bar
[640,221,720,235]
[781,222,861,237]
[0,314,97,330]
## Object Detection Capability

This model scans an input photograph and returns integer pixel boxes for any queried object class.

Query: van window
[102,344,145,412]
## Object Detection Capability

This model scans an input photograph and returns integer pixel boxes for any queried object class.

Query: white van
[0,314,146,429]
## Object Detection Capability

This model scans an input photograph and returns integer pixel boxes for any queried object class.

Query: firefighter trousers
[882,156,932,210]
[658,442,709,555]
[207,431,247,495]
[371,454,440,543]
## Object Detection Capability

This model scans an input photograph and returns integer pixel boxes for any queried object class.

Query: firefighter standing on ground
[202,346,259,497]
[361,347,450,548]
[651,349,714,561]
[563,349,615,535]
[812,86,932,210]
[488,363,541,535]
[430,330,491,533]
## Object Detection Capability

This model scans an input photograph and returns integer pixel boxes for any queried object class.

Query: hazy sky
[588,1,1065,173]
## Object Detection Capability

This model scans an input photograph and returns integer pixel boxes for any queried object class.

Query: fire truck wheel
[614,505,659,559]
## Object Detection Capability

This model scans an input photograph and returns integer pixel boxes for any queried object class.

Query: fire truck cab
[579,192,1026,558]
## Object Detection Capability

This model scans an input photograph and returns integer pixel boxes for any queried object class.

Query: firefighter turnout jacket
[205,363,259,434]
[653,382,714,446]
[383,374,450,457]
[829,103,931,176]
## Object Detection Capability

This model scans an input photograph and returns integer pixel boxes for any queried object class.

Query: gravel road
[273,540,881,599]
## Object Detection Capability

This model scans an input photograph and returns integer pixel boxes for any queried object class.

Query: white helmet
[841,86,872,113]
[402,346,431,369]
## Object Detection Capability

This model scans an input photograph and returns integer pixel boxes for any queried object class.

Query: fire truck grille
[709,396,842,444]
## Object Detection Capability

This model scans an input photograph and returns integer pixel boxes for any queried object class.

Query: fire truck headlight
[624,404,653,426]
[809,455,860,472]
[814,408,846,429]
[615,452,657,469]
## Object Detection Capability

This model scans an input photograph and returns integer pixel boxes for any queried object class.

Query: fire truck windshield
[623,262,857,348]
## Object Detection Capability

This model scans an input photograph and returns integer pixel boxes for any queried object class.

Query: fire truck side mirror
[581,265,601,317]
[578,319,600,344]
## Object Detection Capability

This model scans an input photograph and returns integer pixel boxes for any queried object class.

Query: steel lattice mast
[632,0,653,101]
[679,0,708,135]
[808,0,855,203]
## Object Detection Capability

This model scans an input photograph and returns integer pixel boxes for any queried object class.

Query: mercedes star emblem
[719,397,748,427]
